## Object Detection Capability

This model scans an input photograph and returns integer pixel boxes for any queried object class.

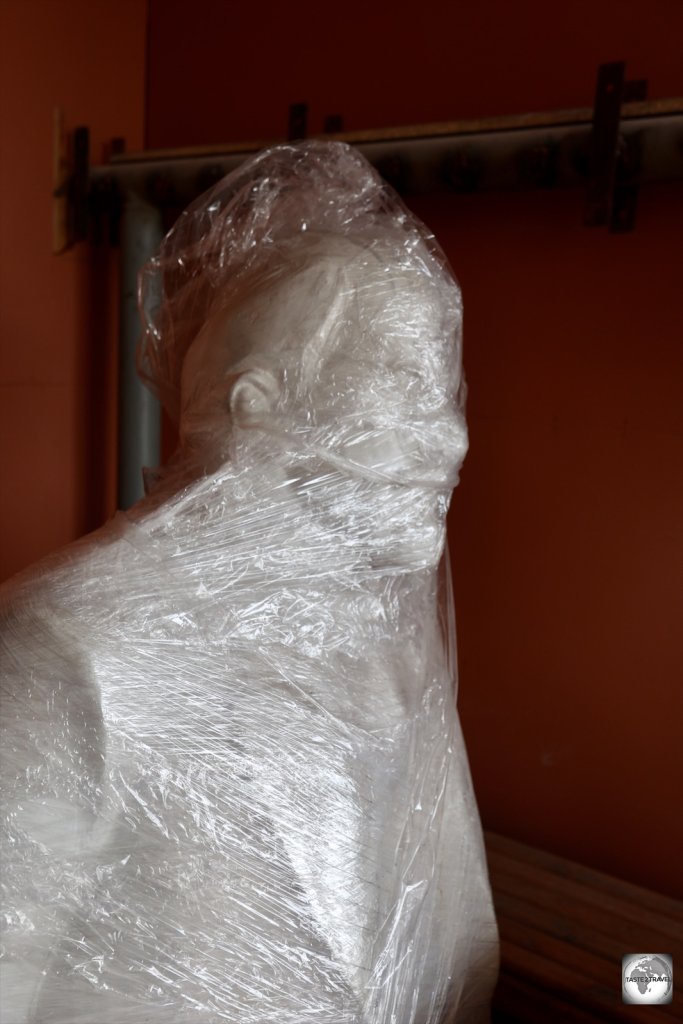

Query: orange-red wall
[427,185,683,897]
[1,1,681,898]
[146,0,683,897]
[0,0,147,578]
[146,0,683,145]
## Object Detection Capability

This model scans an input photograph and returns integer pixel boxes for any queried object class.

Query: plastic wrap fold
[0,141,498,1023]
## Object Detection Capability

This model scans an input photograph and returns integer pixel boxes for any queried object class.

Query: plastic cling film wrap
[0,141,499,1023]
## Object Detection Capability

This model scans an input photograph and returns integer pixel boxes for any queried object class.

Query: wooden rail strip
[493,890,640,964]
[492,972,615,1024]
[484,832,682,1022]
[108,97,683,166]
[486,831,682,921]
[497,915,619,987]
[499,941,680,1023]
[494,968,681,1024]
[487,849,683,942]
[488,862,679,951]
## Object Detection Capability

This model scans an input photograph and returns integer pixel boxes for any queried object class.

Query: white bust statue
[0,142,498,1024]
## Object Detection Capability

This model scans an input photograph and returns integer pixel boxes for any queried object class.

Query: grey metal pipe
[118,193,163,509]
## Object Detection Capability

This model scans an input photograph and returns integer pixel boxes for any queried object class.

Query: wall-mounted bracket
[288,103,308,141]
[323,114,344,134]
[585,62,648,231]
[71,126,90,242]
[52,108,69,253]
[52,109,91,253]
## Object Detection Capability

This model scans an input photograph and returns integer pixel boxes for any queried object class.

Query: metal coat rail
[56,89,683,508]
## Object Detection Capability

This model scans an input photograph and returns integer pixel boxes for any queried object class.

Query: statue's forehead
[219,232,438,331]
[182,229,451,398]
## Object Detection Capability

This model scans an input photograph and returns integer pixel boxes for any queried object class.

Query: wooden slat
[482,832,681,1020]
[485,830,682,921]
[488,859,679,951]
[494,889,637,964]
[493,972,616,1024]
[497,915,617,986]
[500,941,681,1023]
[495,968,681,1024]
[487,848,682,943]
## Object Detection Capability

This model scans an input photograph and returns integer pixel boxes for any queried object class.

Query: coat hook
[288,103,308,141]
[585,61,648,231]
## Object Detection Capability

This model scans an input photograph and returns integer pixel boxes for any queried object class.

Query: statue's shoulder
[0,517,128,641]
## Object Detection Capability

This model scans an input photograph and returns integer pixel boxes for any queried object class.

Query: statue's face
[178,234,464,486]
[178,247,346,451]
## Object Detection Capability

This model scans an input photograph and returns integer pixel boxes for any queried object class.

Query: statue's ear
[229,367,280,428]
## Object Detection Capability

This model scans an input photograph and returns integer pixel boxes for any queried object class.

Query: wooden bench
[484,831,682,1022]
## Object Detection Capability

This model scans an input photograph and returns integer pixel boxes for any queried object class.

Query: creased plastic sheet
[0,140,499,1023]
